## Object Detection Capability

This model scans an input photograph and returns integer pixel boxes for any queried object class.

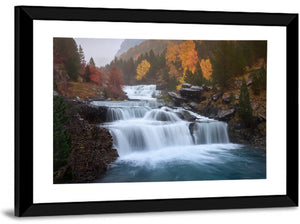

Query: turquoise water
[94,144,266,183]
[93,85,266,183]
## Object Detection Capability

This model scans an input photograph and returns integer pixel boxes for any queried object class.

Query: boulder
[179,85,203,100]
[217,108,235,121]
[181,83,192,88]
[222,93,231,104]
[258,113,266,121]
[77,103,108,124]
[175,110,197,121]
[202,85,213,91]
[168,92,186,106]
[189,102,199,110]
[212,92,222,101]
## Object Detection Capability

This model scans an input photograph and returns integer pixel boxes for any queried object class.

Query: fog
[75,38,124,67]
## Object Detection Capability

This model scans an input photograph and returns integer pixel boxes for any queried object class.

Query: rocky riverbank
[167,82,266,150]
[54,97,119,183]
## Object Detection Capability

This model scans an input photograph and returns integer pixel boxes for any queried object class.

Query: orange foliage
[89,66,101,84]
[179,40,198,73]
[107,66,125,98]
[165,43,181,79]
[200,59,213,80]
[166,43,180,64]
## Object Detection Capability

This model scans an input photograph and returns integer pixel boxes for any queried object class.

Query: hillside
[118,39,183,61]
[115,39,146,57]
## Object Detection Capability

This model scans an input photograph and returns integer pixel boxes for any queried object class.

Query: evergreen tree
[211,41,246,90]
[53,38,81,81]
[238,78,253,122]
[53,96,71,171]
[78,45,86,65]
[89,57,96,67]
[84,65,91,82]
[251,64,266,95]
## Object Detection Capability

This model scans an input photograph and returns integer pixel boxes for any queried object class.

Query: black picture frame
[15,5,298,217]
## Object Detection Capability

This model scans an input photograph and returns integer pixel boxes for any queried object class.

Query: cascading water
[93,85,266,183]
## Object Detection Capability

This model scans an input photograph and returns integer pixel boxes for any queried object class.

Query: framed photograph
[15,6,298,216]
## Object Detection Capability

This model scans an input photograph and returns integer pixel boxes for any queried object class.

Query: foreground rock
[76,103,108,124]
[168,92,186,106]
[217,108,235,121]
[54,99,118,183]
[179,85,204,101]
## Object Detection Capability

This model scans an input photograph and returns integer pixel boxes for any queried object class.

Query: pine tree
[84,65,91,82]
[184,62,204,86]
[238,78,253,122]
[89,57,96,67]
[53,38,81,81]
[78,45,86,65]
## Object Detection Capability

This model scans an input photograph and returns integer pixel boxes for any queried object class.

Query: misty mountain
[117,40,184,61]
[115,39,146,57]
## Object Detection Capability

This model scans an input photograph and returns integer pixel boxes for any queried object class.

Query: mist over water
[93,85,266,183]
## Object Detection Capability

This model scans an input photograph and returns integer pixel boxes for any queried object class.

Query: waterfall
[123,84,161,100]
[192,122,229,144]
[92,85,231,157]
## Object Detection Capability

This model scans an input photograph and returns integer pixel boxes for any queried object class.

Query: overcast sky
[75,38,124,67]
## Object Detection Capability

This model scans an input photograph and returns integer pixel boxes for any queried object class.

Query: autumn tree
[107,66,125,98]
[200,58,213,81]
[165,43,181,79]
[136,59,151,81]
[89,66,101,84]
[179,40,198,73]
[183,62,204,86]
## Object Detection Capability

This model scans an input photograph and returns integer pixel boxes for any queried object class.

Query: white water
[92,85,266,182]
[123,84,161,100]
[92,85,230,157]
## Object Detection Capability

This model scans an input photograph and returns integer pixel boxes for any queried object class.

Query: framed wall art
[15,6,298,216]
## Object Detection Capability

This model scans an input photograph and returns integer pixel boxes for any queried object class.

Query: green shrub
[53,96,72,171]
[238,78,252,123]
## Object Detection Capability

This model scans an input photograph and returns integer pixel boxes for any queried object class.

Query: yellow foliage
[179,40,198,73]
[176,74,186,90]
[200,59,213,80]
[166,43,180,64]
[136,59,151,80]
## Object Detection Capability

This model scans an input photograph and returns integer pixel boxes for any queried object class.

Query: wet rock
[179,86,204,100]
[189,102,199,110]
[175,110,197,121]
[168,92,186,106]
[182,83,192,88]
[77,103,108,124]
[217,108,235,121]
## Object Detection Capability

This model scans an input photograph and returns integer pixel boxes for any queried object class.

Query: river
[92,85,266,183]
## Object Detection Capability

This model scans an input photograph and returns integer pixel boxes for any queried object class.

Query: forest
[54,38,266,94]
[53,37,267,183]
